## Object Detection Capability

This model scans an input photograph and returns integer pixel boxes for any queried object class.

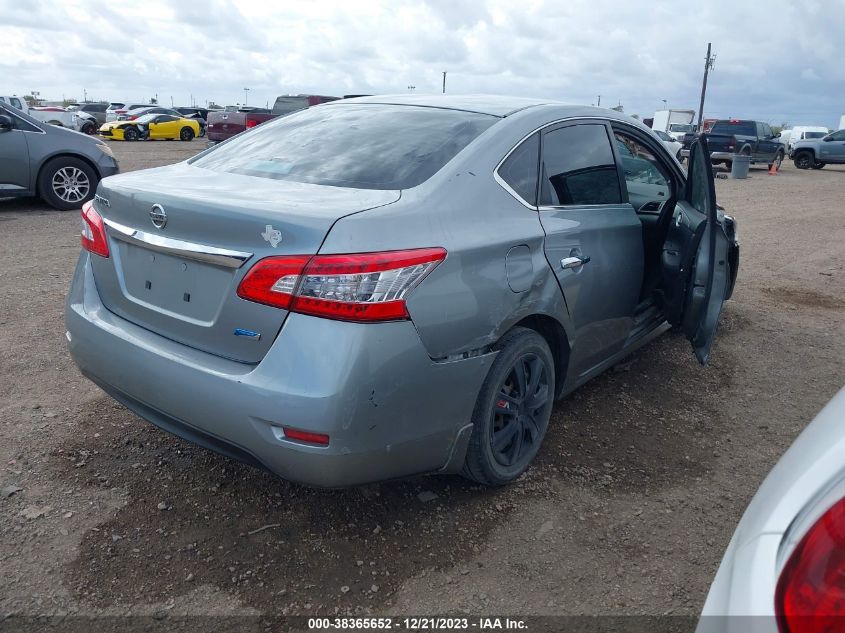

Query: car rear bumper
[65,253,491,487]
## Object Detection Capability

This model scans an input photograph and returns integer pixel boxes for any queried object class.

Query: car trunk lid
[89,163,400,363]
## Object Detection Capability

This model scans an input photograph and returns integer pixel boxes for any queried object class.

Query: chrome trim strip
[103,218,252,269]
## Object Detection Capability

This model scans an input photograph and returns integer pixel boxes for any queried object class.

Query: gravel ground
[1,140,843,620]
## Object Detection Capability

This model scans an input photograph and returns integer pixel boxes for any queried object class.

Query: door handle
[561,256,590,270]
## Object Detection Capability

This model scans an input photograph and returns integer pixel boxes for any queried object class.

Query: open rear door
[659,135,730,365]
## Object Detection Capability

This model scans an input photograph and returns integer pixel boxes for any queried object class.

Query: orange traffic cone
[768,160,779,175]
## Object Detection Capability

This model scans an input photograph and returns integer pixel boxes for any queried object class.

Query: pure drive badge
[261,224,282,248]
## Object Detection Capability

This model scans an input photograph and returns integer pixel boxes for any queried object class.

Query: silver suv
[791,129,845,169]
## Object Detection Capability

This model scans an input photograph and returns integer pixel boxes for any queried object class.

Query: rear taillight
[776,497,845,632]
[282,427,330,446]
[237,248,446,322]
[80,200,109,257]
[245,119,258,128]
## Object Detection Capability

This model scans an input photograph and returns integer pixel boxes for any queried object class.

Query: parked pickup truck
[206,94,339,145]
[791,129,845,169]
[695,119,785,170]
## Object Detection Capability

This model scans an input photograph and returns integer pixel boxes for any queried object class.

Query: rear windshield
[710,120,756,136]
[192,104,498,190]
[669,123,693,133]
[804,131,825,139]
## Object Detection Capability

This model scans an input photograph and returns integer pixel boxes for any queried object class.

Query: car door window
[830,130,845,141]
[613,132,671,210]
[539,124,621,206]
[497,133,539,206]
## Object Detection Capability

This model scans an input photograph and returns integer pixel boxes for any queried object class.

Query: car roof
[331,94,564,117]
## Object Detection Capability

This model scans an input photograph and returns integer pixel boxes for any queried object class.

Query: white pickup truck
[0,96,97,133]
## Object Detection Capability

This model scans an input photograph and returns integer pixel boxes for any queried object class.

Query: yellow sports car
[99,113,201,141]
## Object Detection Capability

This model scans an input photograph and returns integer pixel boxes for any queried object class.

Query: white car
[105,102,150,122]
[698,387,845,633]
[30,106,100,134]
[654,129,683,160]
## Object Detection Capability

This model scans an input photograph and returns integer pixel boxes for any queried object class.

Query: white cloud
[0,0,843,126]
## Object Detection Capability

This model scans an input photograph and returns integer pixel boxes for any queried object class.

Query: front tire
[123,126,139,141]
[180,127,195,141]
[80,121,96,135]
[38,157,97,211]
[811,162,826,170]
[462,327,555,486]
[794,151,814,169]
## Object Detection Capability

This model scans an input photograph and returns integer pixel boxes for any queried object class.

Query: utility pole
[597,95,601,107]
[83,88,87,102]
[244,87,250,106]
[442,71,447,94]
[697,42,716,130]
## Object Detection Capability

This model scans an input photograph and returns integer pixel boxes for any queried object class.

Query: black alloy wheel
[462,327,555,486]
[794,151,814,169]
[489,353,551,468]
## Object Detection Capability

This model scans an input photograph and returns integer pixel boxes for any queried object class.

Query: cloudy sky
[2,0,843,128]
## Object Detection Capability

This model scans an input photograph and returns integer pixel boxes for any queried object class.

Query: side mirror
[823,136,833,142]
[0,114,12,131]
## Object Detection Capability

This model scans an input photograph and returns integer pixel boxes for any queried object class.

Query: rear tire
[462,327,555,486]
[180,127,195,141]
[768,151,783,171]
[38,156,97,211]
[81,121,96,135]
[123,126,139,141]
[794,151,814,169]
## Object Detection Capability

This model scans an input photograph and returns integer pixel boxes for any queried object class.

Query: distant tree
[62,98,77,107]
[611,104,624,113]
[150,97,158,104]
[22,95,37,105]
[631,114,640,120]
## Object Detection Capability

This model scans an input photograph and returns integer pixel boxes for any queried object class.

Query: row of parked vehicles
[646,106,845,171]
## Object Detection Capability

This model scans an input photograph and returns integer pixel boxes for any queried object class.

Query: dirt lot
[1,139,843,622]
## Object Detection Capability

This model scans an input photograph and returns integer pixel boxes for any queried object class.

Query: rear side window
[539,124,621,206]
[497,133,539,205]
[192,104,498,190]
